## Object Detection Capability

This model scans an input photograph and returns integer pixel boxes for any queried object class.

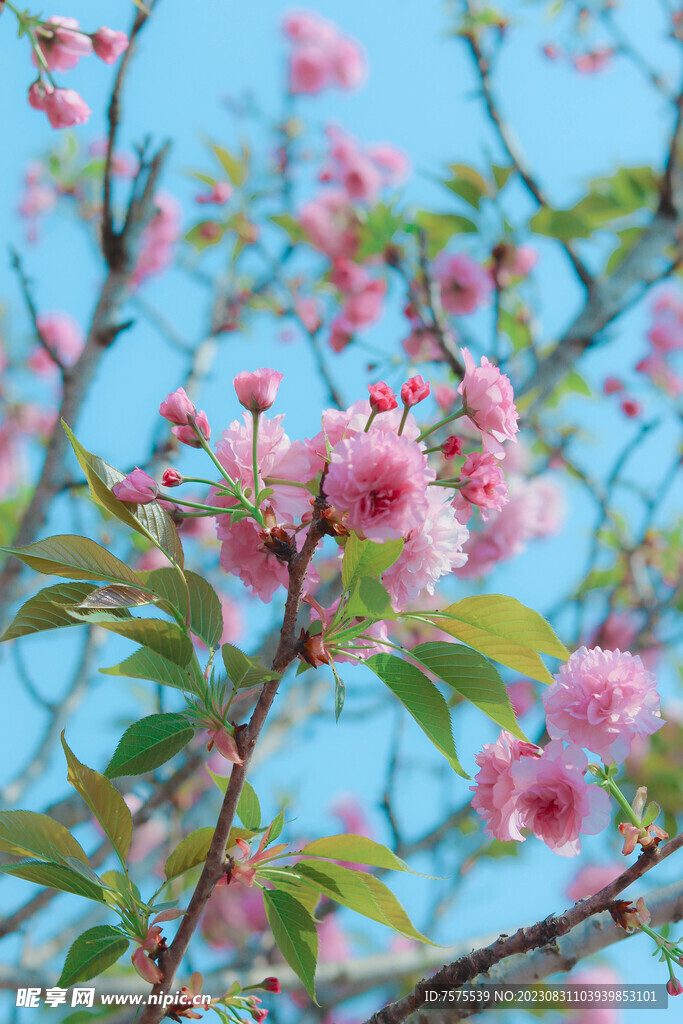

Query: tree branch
[362,832,683,1024]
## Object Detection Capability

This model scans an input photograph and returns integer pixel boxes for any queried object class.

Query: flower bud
[162,469,183,488]
[234,368,284,412]
[401,375,430,407]
[368,381,397,413]
[160,387,196,426]
[92,26,129,63]
[667,977,683,996]
[132,947,163,985]
[261,977,281,993]
[442,436,463,459]
[112,468,158,504]
[172,410,211,448]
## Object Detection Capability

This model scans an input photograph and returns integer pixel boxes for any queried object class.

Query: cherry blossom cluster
[14,10,129,129]
[471,646,665,857]
[111,358,519,666]
[283,10,365,95]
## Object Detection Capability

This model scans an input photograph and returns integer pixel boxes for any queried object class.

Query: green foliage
[222,643,281,688]
[209,141,248,185]
[442,163,489,209]
[423,594,568,683]
[104,714,195,778]
[63,424,184,568]
[164,828,215,881]
[270,213,307,243]
[71,615,194,668]
[236,780,261,831]
[344,577,396,620]
[263,889,319,1002]
[141,568,224,649]
[100,647,196,693]
[409,641,527,740]
[356,202,406,260]
[365,653,466,776]
[58,926,129,987]
[1,582,117,642]
[298,834,413,873]
[62,736,132,863]
[294,860,435,944]
[0,810,88,864]
[0,860,106,903]
[0,535,141,587]
[413,210,477,256]
[341,535,404,590]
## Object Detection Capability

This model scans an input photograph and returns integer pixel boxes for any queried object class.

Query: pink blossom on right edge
[542,646,664,764]
[457,347,519,458]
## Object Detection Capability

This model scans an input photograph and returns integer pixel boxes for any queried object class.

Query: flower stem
[397,406,409,436]
[252,411,261,505]
[418,407,466,443]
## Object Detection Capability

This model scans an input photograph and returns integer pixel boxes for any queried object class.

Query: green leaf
[492,164,514,190]
[356,202,406,260]
[299,834,413,873]
[334,673,346,722]
[294,860,434,944]
[0,810,88,864]
[236,780,261,831]
[443,163,489,209]
[58,926,129,987]
[100,647,196,692]
[164,827,214,880]
[141,569,223,649]
[63,423,184,569]
[605,226,643,274]
[61,736,132,863]
[0,860,106,903]
[365,654,466,776]
[210,142,247,185]
[260,867,321,915]
[75,616,193,668]
[263,889,318,1002]
[76,584,155,610]
[0,582,100,641]
[425,595,568,684]
[222,643,281,688]
[270,213,306,243]
[529,206,594,241]
[0,535,142,587]
[345,578,396,620]
[105,714,194,778]
[268,808,286,843]
[341,535,404,590]
[414,211,478,256]
[410,642,527,740]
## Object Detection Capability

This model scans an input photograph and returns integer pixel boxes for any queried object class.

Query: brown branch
[362,831,683,1024]
[460,4,593,290]
[0,8,168,632]
[10,250,65,372]
[139,491,329,1022]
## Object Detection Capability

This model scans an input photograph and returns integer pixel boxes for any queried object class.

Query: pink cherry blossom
[307,398,421,466]
[457,347,519,457]
[569,967,622,1024]
[383,489,469,608]
[457,474,563,577]
[328,317,353,352]
[402,328,444,362]
[112,468,158,504]
[620,397,641,418]
[213,412,317,522]
[401,375,430,407]
[507,680,536,718]
[299,190,358,260]
[603,376,623,394]
[295,296,322,334]
[29,312,83,373]
[543,646,664,763]
[342,278,386,328]
[368,381,397,413]
[433,383,458,411]
[159,387,196,425]
[196,181,233,205]
[511,741,611,856]
[233,368,284,412]
[132,192,181,286]
[330,259,368,293]
[42,88,91,129]
[325,430,434,542]
[201,884,268,948]
[92,26,129,63]
[366,143,410,184]
[566,862,622,902]
[216,517,289,601]
[329,36,366,89]
[34,17,92,72]
[173,410,210,448]
[452,452,508,523]
[471,731,542,842]
[572,48,614,74]
[289,45,330,93]
[636,353,683,397]
[434,252,493,315]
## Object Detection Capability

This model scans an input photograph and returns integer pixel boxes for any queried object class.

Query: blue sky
[1,1,682,1020]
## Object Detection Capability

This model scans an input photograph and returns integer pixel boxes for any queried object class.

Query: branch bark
[362,832,683,1024]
